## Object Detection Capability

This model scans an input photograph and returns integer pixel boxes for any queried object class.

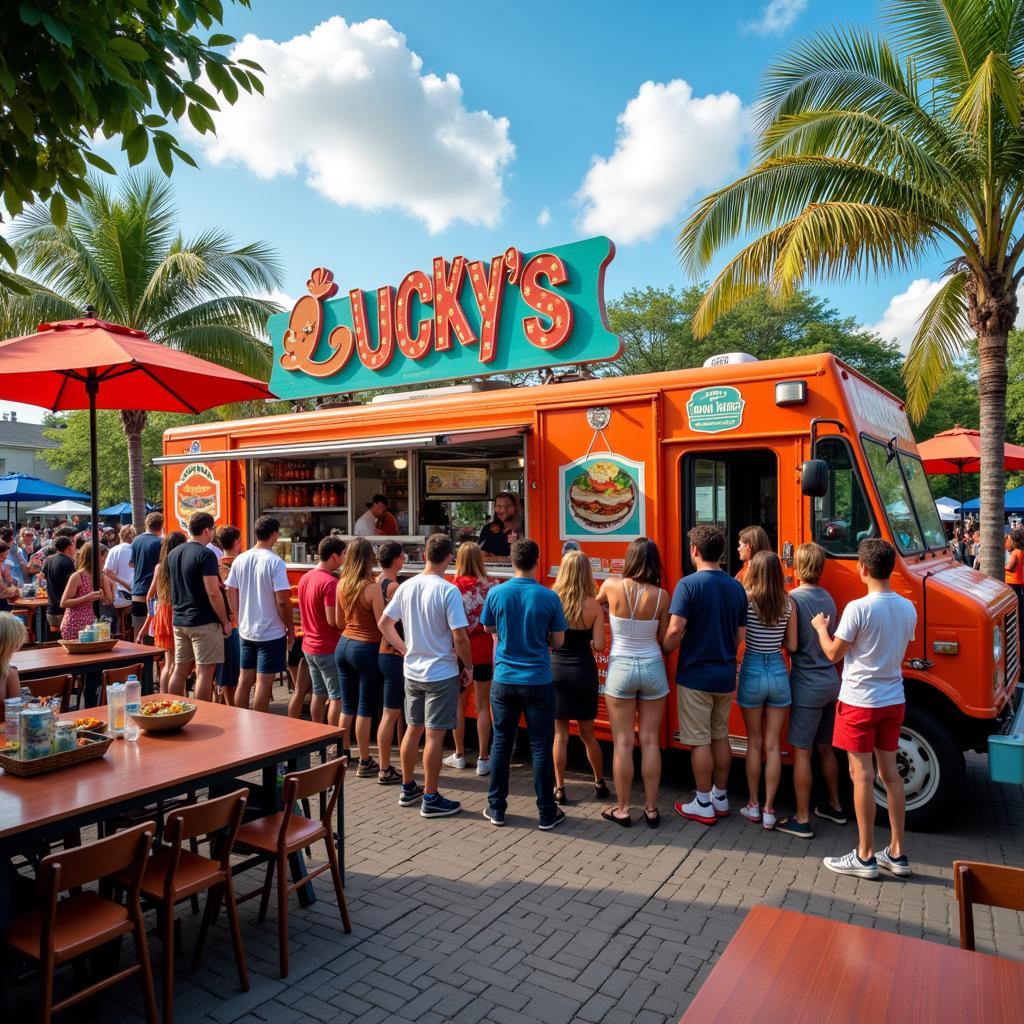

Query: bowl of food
[74,716,106,734]
[130,699,197,733]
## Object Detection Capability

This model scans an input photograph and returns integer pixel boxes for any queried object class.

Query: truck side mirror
[801,459,828,497]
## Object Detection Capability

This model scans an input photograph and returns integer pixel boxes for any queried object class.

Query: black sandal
[601,808,632,828]
[643,807,660,829]
[594,779,610,799]
[554,786,568,805]
[377,765,402,785]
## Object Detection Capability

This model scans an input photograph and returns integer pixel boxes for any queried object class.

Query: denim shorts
[405,675,460,730]
[305,651,341,701]
[737,652,791,709]
[377,652,406,711]
[239,635,287,674]
[603,655,669,701]
[335,636,383,717]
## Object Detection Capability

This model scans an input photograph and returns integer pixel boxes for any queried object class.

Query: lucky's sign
[268,236,620,398]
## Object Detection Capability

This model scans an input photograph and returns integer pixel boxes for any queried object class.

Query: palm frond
[691,204,934,337]
[0,277,80,336]
[678,155,952,277]
[163,323,274,380]
[902,271,972,419]
[151,295,283,341]
[951,49,1022,136]
[882,0,992,88]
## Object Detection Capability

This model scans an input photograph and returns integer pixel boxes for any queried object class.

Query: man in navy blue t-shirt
[480,538,568,829]
[663,525,747,826]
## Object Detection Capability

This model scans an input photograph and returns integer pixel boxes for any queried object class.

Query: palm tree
[0,173,283,527]
[678,0,1023,581]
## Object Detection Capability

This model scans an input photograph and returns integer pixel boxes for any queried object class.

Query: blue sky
[5,0,947,423]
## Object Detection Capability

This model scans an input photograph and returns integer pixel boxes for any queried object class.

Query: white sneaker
[475,756,491,776]
[823,848,879,879]
[762,810,777,831]
[711,791,730,818]
[443,753,466,770]
[877,846,912,877]
[740,803,762,823]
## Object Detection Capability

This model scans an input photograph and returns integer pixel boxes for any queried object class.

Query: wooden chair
[234,757,351,977]
[3,820,158,1024]
[11,607,34,644]
[98,662,144,707]
[25,673,73,713]
[954,859,1024,951]
[126,788,249,1024]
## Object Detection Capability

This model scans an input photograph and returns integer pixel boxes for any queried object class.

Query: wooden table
[13,640,164,703]
[680,905,1024,1022]
[13,596,48,643]
[0,701,343,929]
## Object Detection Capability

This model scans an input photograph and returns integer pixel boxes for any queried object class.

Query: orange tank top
[342,585,381,644]
[1006,551,1024,586]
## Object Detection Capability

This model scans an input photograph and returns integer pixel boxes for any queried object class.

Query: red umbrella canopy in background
[0,314,274,596]
[916,425,1024,475]
[0,316,272,412]
[917,424,1024,526]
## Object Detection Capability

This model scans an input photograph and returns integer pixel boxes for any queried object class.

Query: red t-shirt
[454,574,496,667]
[298,567,341,655]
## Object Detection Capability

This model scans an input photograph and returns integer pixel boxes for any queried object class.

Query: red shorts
[832,701,905,754]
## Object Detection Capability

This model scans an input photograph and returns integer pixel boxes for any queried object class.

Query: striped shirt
[744,600,791,654]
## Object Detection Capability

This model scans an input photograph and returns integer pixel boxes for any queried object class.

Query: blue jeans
[378,652,405,711]
[488,681,557,823]
[335,636,383,717]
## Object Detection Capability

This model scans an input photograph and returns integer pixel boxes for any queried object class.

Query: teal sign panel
[267,236,620,399]
[686,386,745,433]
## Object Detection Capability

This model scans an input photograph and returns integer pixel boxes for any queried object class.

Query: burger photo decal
[568,459,638,533]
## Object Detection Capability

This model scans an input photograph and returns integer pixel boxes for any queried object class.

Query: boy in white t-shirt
[812,538,917,880]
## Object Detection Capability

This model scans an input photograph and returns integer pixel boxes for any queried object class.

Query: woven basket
[0,731,114,777]
[59,638,118,654]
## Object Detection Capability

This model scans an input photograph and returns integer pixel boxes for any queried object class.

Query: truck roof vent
[702,352,759,368]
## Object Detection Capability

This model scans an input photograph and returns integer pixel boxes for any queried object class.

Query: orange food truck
[160,236,1019,826]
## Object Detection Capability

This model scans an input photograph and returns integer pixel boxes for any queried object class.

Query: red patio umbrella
[0,312,274,601]
[916,424,1024,526]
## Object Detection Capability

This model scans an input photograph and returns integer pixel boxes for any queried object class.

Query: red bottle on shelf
[312,486,321,508]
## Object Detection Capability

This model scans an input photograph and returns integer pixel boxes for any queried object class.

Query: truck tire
[874,704,964,830]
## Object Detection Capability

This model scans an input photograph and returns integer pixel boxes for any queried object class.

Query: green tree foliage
[40,409,216,509]
[0,0,263,292]
[678,0,1024,580]
[0,173,283,527]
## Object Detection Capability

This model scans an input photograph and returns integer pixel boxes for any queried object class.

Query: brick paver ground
[10,689,1024,1023]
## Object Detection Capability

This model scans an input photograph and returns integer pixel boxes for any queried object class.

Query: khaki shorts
[173,622,224,666]
[678,687,733,746]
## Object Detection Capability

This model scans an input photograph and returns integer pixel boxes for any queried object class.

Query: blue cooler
[989,732,1024,785]
[989,694,1024,785]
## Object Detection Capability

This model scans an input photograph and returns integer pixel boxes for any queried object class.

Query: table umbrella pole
[87,371,100,619]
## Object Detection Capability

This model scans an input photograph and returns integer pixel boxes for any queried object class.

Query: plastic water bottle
[124,676,141,741]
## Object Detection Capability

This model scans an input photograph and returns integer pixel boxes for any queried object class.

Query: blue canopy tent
[100,501,154,524]
[960,486,1024,515]
[0,472,89,526]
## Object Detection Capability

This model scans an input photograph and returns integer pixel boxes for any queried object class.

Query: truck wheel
[873,705,964,830]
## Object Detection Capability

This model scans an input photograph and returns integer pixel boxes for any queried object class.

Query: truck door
[682,449,778,575]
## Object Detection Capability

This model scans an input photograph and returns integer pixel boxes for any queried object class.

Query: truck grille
[1005,606,1020,689]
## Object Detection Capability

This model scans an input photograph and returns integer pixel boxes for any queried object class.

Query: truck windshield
[862,437,946,554]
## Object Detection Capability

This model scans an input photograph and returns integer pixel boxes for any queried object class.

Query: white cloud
[259,288,295,311]
[868,278,945,353]
[192,17,515,233]
[537,207,550,227]
[575,80,746,245]
[868,277,1024,353]
[745,0,808,35]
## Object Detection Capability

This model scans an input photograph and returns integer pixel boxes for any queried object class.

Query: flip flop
[601,808,632,828]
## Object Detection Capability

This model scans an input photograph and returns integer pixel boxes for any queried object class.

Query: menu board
[424,464,489,496]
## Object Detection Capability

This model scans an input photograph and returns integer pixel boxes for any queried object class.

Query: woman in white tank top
[597,538,670,828]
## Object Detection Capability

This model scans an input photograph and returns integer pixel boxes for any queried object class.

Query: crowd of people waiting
[0,508,920,882]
